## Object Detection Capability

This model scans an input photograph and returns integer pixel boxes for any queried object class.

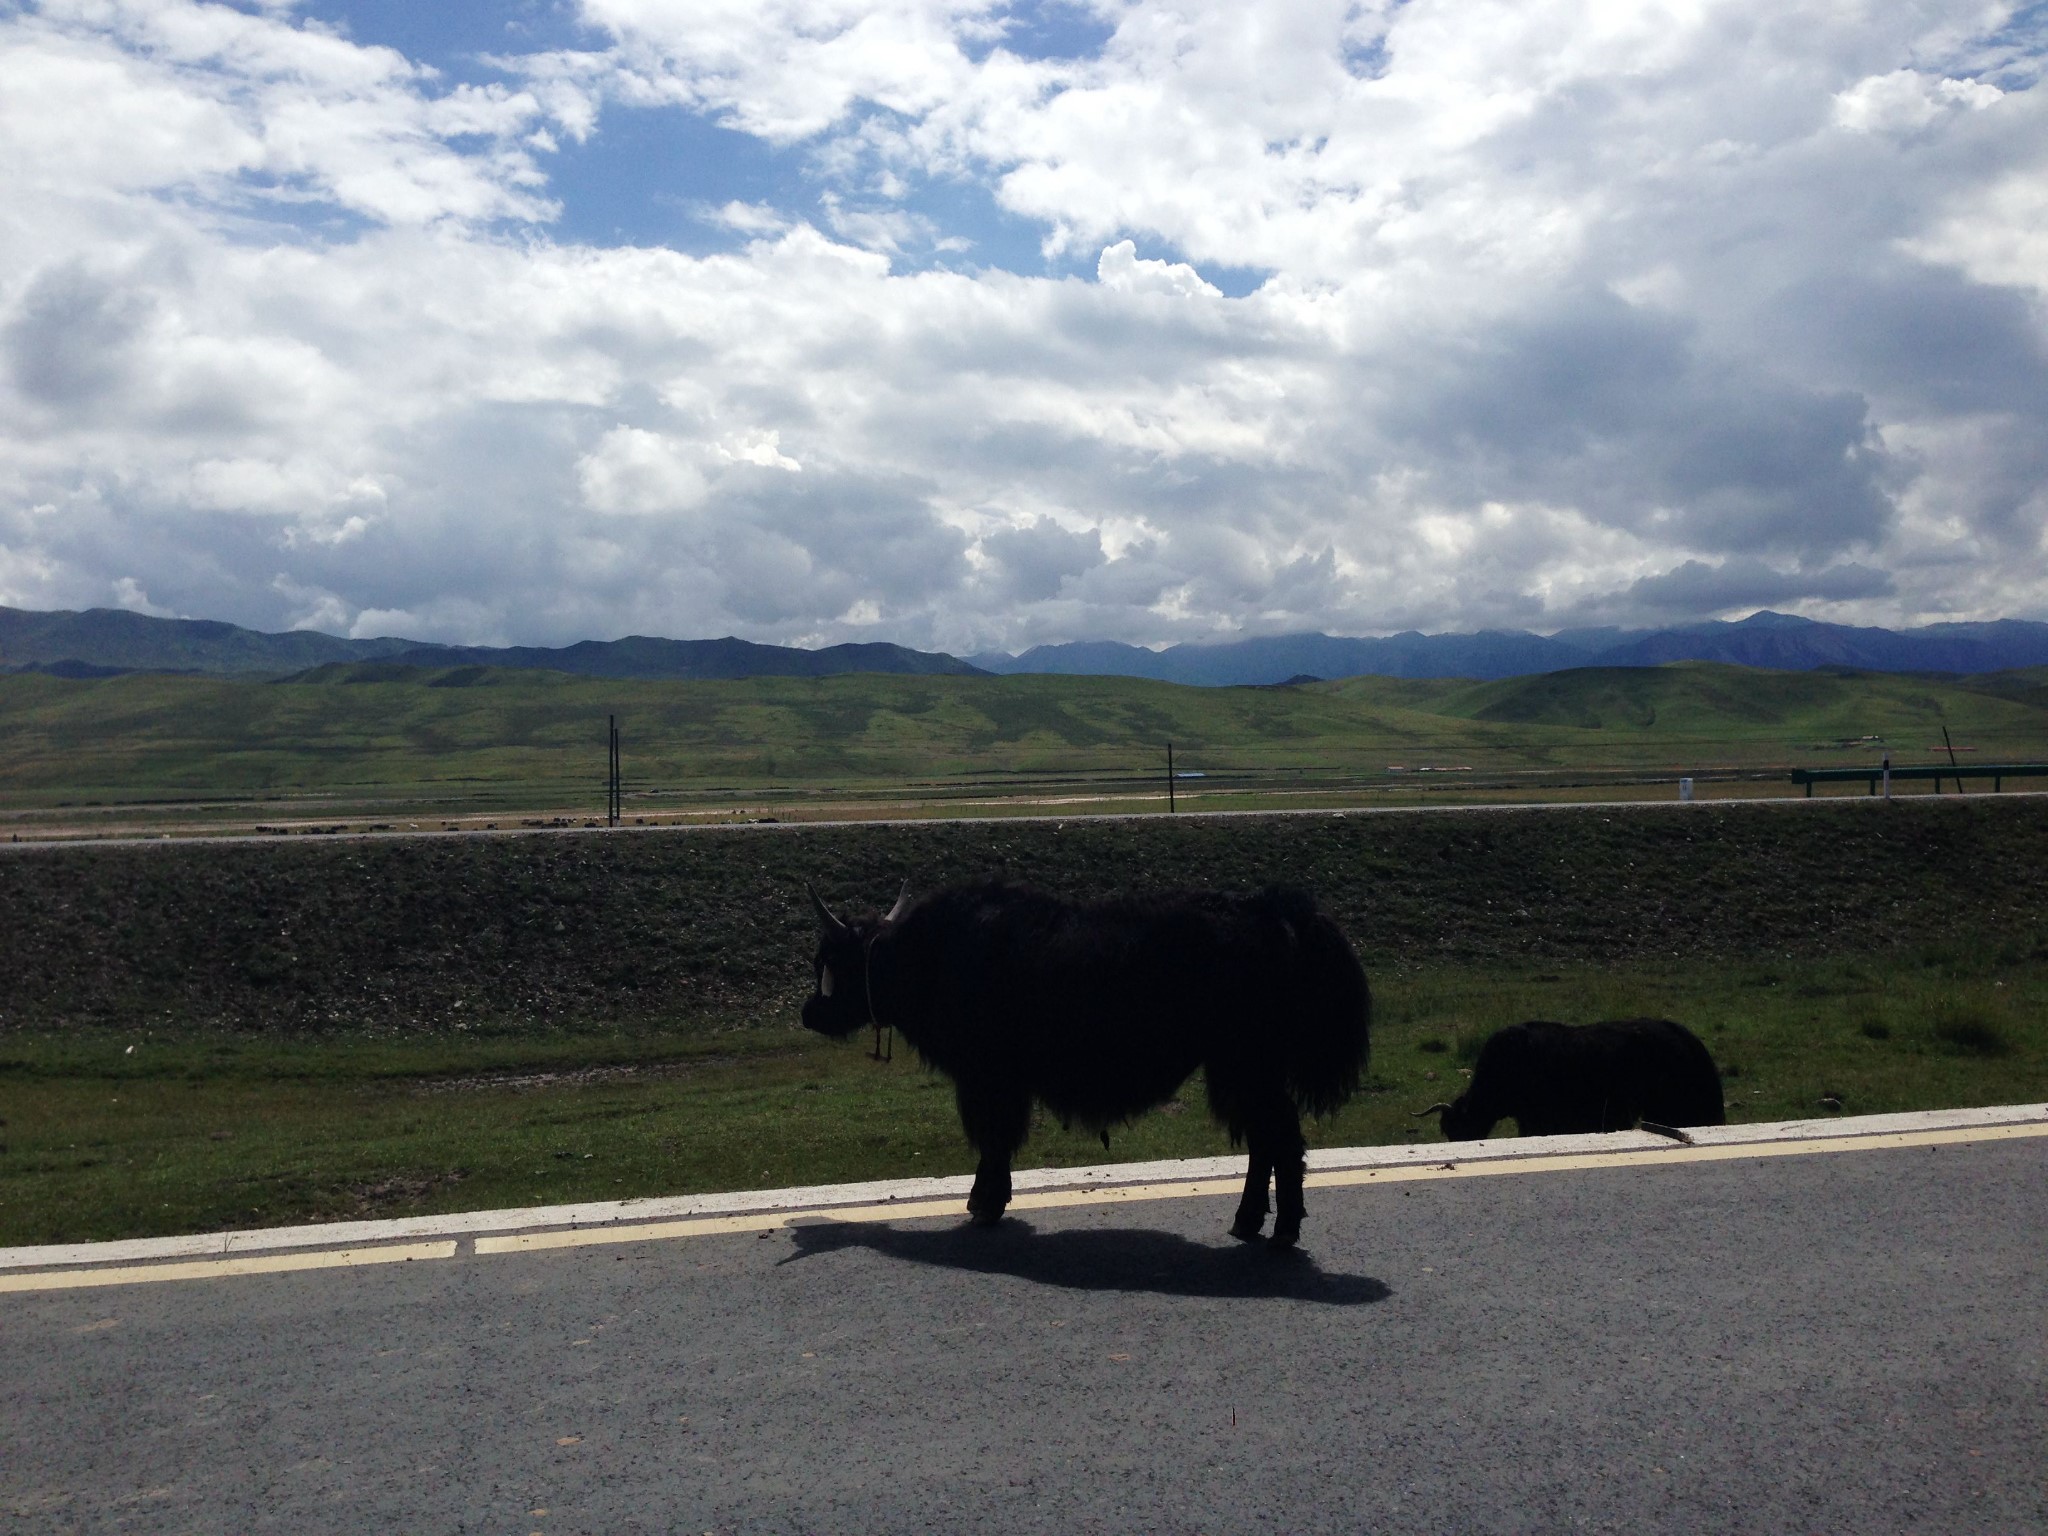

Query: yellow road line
[1306,1121,2048,1191]
[474,1182,1260,1254]
[0,1241,457,1294]
[475,1198,968,1254]
[11,1122,2046,1285]
[477,1122,2048,1255]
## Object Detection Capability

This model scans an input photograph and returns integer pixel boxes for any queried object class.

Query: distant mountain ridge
[0,606,981,681]
[6,603,2048,685]
[970,611,2048,683]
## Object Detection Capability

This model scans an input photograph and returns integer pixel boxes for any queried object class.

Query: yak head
[801,881,910,1039]
[1413,1094,1496,1142]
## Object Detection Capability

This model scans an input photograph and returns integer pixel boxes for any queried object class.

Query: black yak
[802,880,1371,1249]
[1419,1017,1724,1141]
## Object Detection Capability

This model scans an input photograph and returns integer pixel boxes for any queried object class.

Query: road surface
[4,1119,2044,1533]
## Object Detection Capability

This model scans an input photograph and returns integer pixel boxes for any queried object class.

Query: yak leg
[1264,1110,1309,1251]
[1229,1147,1272,1241]
[958,1083,1031,1226]
[1230,1100,1308,1249]
[968,1147,1015,1225]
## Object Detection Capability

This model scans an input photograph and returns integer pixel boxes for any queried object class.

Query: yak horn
[806,882,848,934]
[883,880,913,925]
[1412,1102,1453,1118]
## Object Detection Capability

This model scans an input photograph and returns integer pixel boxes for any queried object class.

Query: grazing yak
[802,879,1372,1249]
[1419,1017,1724,1141]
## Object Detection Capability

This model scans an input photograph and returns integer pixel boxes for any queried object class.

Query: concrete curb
[5,1102,2042,1274]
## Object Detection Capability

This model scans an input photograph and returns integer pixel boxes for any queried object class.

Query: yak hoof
[968,1208,1006,1227]
[1228,1215,1266,1242]
[1267,1224,1301,1251]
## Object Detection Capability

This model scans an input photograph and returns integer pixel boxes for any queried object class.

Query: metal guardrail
[1790,764,2048,796]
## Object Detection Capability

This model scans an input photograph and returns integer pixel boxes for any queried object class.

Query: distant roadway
[5,1113,2044,1532]
[13,786,2041,855]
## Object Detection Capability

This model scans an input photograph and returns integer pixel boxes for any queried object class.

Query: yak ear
[1412,1102,1453,1118]
[882,880,913,925]
[806,882,848,935]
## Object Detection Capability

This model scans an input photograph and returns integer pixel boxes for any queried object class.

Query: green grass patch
[6,945,2044,1247]
[1929,1005,2017,1058]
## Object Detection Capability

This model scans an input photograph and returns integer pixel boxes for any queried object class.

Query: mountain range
[5,604,2048,685]
[968,612,2048,683]
[0,606,978,682]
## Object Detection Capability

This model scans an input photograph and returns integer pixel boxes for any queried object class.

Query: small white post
[1678,777,1694,802]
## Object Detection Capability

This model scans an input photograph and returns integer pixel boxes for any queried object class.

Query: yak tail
[1267,888,1373,1119]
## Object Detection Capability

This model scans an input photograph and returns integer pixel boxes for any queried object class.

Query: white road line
[475,1120,2048,1256]
[3,1105,2041,1287]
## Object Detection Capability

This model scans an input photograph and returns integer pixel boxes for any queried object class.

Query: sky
[1,0,2045,653]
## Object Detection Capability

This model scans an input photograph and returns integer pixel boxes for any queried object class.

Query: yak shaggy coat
[1432,1017,1726,1141]
[802,880,1372,1249]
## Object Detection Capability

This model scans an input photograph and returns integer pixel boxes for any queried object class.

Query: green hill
[3,662,2046,821]
[1417,662,2048,748]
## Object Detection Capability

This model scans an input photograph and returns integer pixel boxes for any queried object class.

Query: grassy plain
[3,798,2045,1245]
[3,661,2047,837]
[4,947,2043,1246]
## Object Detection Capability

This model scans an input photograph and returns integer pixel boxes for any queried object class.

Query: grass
[5,797,2046,1246]
[5,944,2045,1247]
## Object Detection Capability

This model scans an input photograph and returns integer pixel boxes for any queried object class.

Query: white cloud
[567,0,1009,143]
[706,199,793,236]
[0,538,60,609]
[1095,240,1222,299]
[817,191,945,255]
[271,574,352,633]
[1833,69,2003,134]
[577,427,712,516]
[2,0,568,226]
[112,576,175,616]
[1,0,2045,653]
[348,597,503,644]
[715,430,803,472]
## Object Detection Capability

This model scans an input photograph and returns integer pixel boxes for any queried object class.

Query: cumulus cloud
[563,0,1008,143]
[577,427,712,516]
[5,0,569,226]
[111,576,175,617]
[272,574,352,633]
[1833,69,2003,135]
[1095,241,1222,300]
[1,0,2045,653]
[974,515,1105,604]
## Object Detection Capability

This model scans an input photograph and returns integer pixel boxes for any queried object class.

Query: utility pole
[608,715,621,826]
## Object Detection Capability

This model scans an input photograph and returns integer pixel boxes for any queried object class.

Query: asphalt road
[5,1137,2044,1534]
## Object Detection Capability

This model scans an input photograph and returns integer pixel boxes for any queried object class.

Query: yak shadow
[778,1217,1391,1305]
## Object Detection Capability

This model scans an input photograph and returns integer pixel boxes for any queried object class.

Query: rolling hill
[3,660,2045,818]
